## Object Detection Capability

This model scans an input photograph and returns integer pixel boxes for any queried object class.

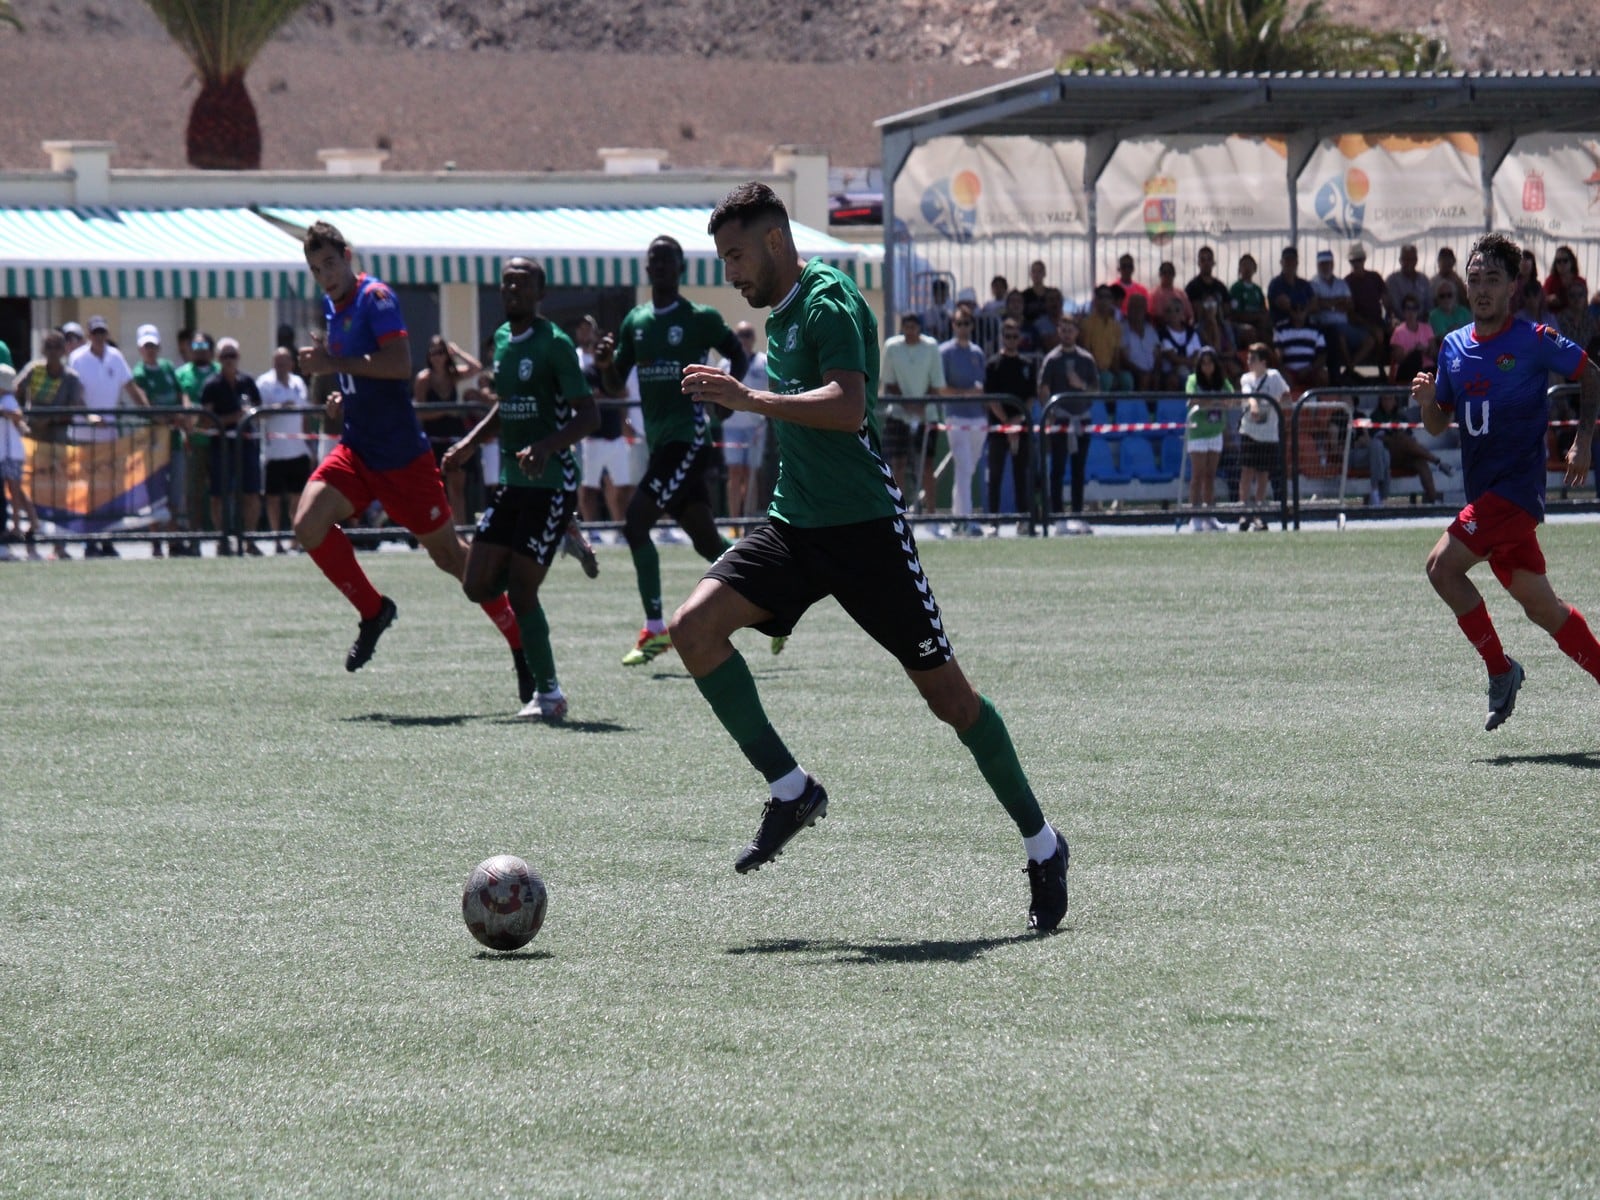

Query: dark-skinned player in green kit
[593,235,759,666]
[670,183,1069,932]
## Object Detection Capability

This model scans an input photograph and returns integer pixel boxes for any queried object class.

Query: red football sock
[307,527,383,619]
[482,595,522,650]
[1553,605,1600,684]
[1457,600,1512,676]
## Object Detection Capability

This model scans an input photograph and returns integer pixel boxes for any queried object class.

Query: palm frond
[1065,0,1450,73]
[0,0,24,32]
[138,0,306,78]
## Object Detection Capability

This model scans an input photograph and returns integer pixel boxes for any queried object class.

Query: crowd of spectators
[896,242,1600,527]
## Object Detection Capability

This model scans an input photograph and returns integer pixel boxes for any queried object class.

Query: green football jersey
[176,361,217,445]
[492,319,591,490]
[764,259,897,528]
[612,298,732,451]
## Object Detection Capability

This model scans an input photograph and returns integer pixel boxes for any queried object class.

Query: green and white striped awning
[259,205,882,292]
[0,207,315,300]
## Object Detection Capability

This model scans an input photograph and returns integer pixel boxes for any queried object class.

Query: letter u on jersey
[1462,398,1490,438]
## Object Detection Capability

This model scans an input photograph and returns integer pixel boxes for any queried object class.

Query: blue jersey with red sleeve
[1433,315,1587,521]
[323,274,430,470]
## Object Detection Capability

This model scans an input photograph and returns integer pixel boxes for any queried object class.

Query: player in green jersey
[594,235,750,666]
[670,183,1069,933]
[442,258,598,721]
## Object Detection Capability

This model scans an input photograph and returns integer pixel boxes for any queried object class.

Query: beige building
[0,141,883,369]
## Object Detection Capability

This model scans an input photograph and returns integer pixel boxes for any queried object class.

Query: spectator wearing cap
[1272,298,1328,393]
[1343,243,1391,360]
[1080,284,1131,392]
[131,324,194,557]
[60,321,86,356]
[1267,247,1314,320]
[176,333,219,535]
[68,315,148,556]
[1385,244,1431,326]
[1308,249,1373,381]
[198,337,262,554]
[880,311,948,510]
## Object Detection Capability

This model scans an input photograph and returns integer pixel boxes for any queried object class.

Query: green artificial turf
[2,527,1597,1197]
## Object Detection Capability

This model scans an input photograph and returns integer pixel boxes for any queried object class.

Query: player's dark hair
[1193,347,1227,391]
[708,182,789,236]
[504,256,547,289]
[1468,232,1521,278]
[303,221,350,258]
[648,235,684,264]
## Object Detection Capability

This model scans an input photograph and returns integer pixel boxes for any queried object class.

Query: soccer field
[4,527,1598,1198]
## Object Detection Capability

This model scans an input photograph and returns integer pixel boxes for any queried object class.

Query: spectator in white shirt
[257,345,311,552]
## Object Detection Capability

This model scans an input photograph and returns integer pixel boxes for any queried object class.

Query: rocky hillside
[8,0,1586,72]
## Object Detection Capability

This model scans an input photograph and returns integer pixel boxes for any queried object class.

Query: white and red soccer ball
[461,854,547,951]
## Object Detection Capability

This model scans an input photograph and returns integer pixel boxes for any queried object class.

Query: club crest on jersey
[784,325,799,352]
[1497,354,1516,371]
[668,326,684,347]
[519,358,533,381]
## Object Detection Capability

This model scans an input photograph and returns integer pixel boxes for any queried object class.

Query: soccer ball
[461,854,548,951]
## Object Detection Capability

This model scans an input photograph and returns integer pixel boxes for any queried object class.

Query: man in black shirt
[198,337,263,555]
[983,317,1037,532]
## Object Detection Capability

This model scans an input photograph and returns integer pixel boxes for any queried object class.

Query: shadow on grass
[485,718,631,734]
[725,934,1036,965]
[1474,750,1600,770]
[345,712,480,728]
[473,949,555,962]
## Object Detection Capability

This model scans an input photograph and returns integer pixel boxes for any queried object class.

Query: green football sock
[630,539,663,622]
[517,603,558,695]
[957,695,1046,837]
[694,651,798,784]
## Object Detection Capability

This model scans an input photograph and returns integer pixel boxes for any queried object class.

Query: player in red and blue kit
[294,221,531,696]
[1413,232,1600,731]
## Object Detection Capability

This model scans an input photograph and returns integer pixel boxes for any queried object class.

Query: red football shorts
[310,444,453,537]
[1448,490,1546,589]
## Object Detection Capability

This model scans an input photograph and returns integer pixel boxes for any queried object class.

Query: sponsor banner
[894,136,1089,242]
[25,430,172,532]
[1299,134,1482,245]
[1099,137,1291,240]
[1493,134,1600,241]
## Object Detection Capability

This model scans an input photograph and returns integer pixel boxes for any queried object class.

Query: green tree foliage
[1067,0,1449,73]
[138,0,308,169]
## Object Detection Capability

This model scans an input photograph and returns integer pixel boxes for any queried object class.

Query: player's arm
[1563,357,1598,485]
[441,392,501,474]
[714,329,750,383]
[516,392,600,478]
[594,329,632,397]
[299,332,413,381]
[680,363,865,432]
[1411,371,1453,436]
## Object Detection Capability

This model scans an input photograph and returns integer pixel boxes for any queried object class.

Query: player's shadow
[345,712,478,728]
[725,934,1036,966]
[486,717,630,734]
[473,949,555,962]
[1475,750,1600,770]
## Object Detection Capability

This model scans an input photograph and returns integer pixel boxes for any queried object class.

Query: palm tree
[1067,0,1448,73]
[139,0,308,169]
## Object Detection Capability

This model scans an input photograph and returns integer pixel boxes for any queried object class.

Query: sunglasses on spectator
[219,351,239,360]
[953,319,973,327]
[1002,330,1021,339]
